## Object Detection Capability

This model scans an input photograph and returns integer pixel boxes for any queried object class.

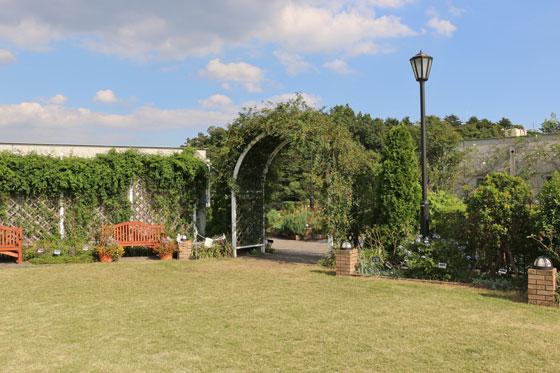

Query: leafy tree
[425,116,464,192]
[376,125,421,231]
[330,105,386,153]
[465,172,533,277]
[459,116,504,139]
[540,112,560,134]
[444,114,462,128]
[407,116,464,192]
[534,171,560,263]
[497,117,514,129]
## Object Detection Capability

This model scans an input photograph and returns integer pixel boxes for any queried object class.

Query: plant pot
[159,253,173,260]
[99,253,113,263]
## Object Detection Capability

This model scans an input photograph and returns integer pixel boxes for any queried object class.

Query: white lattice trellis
[1,195,59,246]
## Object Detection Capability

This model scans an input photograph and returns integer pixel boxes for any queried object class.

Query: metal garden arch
[231,134,290,257]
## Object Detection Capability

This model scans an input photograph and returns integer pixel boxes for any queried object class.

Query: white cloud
[39,94,68,105]
[273,50,312,76]
[243,93,321,110]
[449,6,467,17]
[199,94,234,109]
[0,100,237,144]
[0,1,417,60]
[427,17,456,37]
[243,83,263,93]
[0,18,62,51]
[367,0,415,8]
[323,59,353,74]
[93,89,118,103]
[0,49,17,66]
[200,59,264,93]
[260,4,416,55]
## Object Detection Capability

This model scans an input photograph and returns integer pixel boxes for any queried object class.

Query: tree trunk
[468,256,481,280]
[504,243,519,276]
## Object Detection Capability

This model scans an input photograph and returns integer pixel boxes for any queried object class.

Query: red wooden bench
[0,225,23,264]
[101,221,162,248]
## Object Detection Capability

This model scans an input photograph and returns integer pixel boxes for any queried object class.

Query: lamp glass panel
[424,58,432,80]
[410,60,418,80]
[421,57,430,79]
[413,58,423,80]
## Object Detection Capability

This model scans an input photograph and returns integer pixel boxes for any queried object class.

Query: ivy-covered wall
[456,134,560,196]
[0,148,207,246]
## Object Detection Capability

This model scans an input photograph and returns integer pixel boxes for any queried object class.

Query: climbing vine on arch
[208,96,374,246]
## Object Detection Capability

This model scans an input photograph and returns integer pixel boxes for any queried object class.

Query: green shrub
[192,240,233,259]
[402,234,471,282]
[266,209,284,233]
[282,211,307,236]
[535,171,560,264]
[465,172,533,277]
[317,252,335,268]
[428,191,467,240]
[29,254,94,265]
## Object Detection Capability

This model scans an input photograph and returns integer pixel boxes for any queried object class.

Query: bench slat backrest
[0,225,22,248]
[102,222,162,246]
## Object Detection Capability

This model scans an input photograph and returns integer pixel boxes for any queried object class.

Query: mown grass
[1,257,559,372]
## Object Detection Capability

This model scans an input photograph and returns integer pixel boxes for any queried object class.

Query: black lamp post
[410,50,433,237]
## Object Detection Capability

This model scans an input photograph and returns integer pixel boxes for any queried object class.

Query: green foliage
[205,96,366,246]
[471,277,514,291]
[459,116,505,139]
[25,237,94,264]
[0,148,206,245]
[428,191,467,240]
[28,254,94,265]
[540,112,560,134]
[95,241,125,261]
[266,209,283,232]
[281,211,307,236]
[425,116,464,192]
[193,240,233,259]
[376,125,421,231]
[317,252,335,268]
[465,172,534,276]
[534,171,560,263]
[403,234,471,282]
[356,260,405,277]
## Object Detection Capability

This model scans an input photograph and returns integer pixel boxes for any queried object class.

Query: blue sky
[0,0,558,147]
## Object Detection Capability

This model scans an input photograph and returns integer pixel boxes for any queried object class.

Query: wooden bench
[101,221,162,248]
[0,225,23,264]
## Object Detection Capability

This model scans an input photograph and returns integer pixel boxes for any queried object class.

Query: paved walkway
[238,237,330,265]
[0,238,330,268]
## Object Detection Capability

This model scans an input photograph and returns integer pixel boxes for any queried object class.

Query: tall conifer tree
[377,125,421,230]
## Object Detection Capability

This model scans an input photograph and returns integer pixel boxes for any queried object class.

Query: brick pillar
[528,268,557,307]
[335,249,358,276]
[177,240,192,260]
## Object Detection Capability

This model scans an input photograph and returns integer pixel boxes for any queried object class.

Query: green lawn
[1,257,559,372]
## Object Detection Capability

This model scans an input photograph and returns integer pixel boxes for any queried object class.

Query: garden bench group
[0,221,162,264]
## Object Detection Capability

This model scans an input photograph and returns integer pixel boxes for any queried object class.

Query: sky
[0,0,559,147]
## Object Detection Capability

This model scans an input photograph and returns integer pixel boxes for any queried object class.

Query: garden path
[239,237,329,265]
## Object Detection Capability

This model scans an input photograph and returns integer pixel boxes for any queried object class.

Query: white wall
[0,142,207,161]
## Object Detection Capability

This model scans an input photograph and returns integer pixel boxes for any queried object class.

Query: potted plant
[153,236,178,260]
[95,238,124,262]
